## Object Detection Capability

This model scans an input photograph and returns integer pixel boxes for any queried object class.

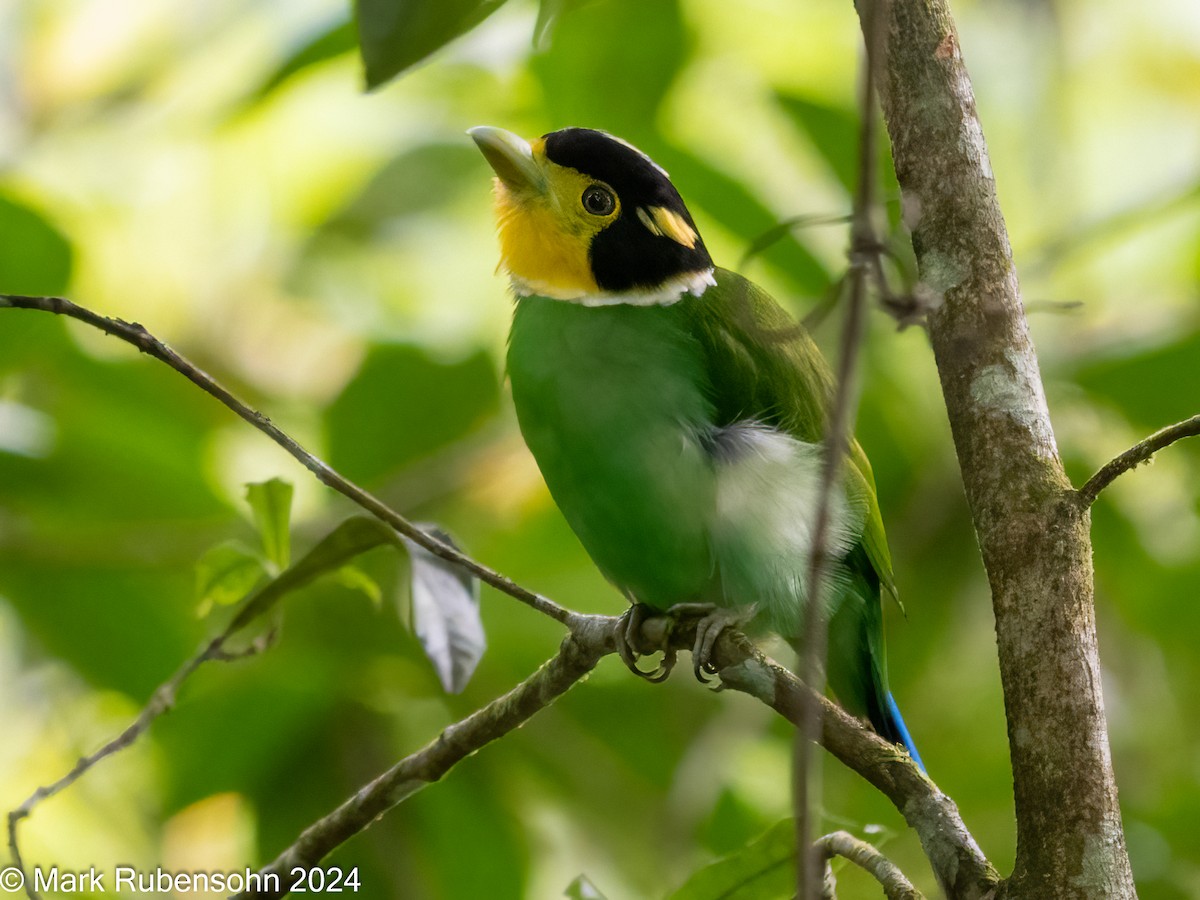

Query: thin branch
[1078,413,1200,506]
[6,605,284,897]
[815,830,924,900]
[796,2,887,896]
[232,615,615,899]
[0,294,574,628]
[8,635,232,899]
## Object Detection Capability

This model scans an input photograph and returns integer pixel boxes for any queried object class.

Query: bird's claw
[616,603,677,682]
[662,602,759,684]
[616,602,757,684]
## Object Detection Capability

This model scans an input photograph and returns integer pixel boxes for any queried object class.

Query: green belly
[507,296,719,608]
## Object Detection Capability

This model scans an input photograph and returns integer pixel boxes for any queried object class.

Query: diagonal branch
[815,830,924,900]
[0,293,573,628]
[1078,413,1200,506]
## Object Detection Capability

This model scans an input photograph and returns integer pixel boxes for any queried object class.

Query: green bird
[469,125,921,768]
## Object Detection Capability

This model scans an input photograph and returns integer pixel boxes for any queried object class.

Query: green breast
[507,295,719,608]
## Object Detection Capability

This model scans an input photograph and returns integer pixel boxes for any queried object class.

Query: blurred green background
[1,0,1198,897]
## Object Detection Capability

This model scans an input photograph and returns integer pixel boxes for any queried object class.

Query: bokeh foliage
[1,0,1199,897]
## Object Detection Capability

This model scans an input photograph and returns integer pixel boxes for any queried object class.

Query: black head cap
[543,128,713,293]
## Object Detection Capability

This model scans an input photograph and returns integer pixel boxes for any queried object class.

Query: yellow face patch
[492,140,620,299]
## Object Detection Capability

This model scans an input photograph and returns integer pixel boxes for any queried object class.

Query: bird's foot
[663,602,759,683]
[616,603,677,683]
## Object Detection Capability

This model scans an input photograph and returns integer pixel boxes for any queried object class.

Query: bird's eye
[581,185,616,216]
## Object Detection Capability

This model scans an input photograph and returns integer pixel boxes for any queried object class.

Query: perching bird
[469,125,921,768]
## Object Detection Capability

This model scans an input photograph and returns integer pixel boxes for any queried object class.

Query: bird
[468,124,922,769]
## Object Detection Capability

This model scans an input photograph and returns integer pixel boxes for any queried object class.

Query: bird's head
[469,126,715,305]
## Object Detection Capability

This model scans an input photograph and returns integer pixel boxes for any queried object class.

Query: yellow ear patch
[636,206,698,249]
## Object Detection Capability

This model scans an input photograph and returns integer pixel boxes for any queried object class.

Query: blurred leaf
[531,0,687,136]
[227,514,483,692]
[533,0,592,48]
[255,19,356,101]
[245,477,294,570]
[775,91,902,221]
[405,526,484,693]
[354,0,510,89]
[335,563,385,607]
[775,93,859,193]
[326,343,499,484]
[701,787,776,856]
[0,566,202,696]
[739,213,850,269]
[316,143,483,240]
[668,818,794,900]
[0,191,73,295]
[564,874,609,899]
[654,145,833,298]
[1072,328,1200,432]
[195,540,267,612]
[232,516,405,628]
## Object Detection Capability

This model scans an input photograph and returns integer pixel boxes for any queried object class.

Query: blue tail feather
[882,691,924,772]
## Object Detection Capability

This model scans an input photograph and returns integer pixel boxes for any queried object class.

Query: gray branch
[816,830,924,900]
[1078,413,1200,506]
[0,293,575,628]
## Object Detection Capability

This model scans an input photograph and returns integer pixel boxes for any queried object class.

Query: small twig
[1077,413,1200,506]
[739,212,852,270]
[0,294,574,628]
[815,830,924,900]
[796,2,887,896]
[7,635,227,898]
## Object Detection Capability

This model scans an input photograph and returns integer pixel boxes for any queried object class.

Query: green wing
[682,267,899,605]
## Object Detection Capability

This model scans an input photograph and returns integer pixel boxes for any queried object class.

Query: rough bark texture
[859,0,1135,896]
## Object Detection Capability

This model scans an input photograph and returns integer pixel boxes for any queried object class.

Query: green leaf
[775,91,902,217]
[564,874,609,899]
[1073,328,1200,432]
[775,94,859,194]
[653,145,833,298]
[667,819,795,900]
[531,0,686,136]
[225,515,484,692]
[354,0,510,90]
[326,343,499,484]
[0,191,74,295]
[334,563,385,608]
[405,526,484,693]
[245,478,294,571]
[532,0,590,48]
[255,19,357,101]
[195,540,268,613]
[315,143,483,239]
[229,516,404,632]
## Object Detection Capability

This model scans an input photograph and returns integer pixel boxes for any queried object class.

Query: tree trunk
[856,0,1136,896]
